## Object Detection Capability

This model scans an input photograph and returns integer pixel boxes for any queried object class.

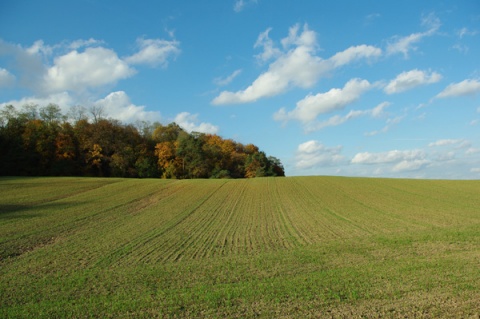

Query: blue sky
[1,0,480,178]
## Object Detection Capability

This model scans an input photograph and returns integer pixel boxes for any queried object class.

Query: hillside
[1,176,479,318]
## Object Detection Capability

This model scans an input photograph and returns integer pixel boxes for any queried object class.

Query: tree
[176,132,210,178]
[152,122,184,143]
[244,151,268,178]
[53,122,80,175]
[155,141,179,178]
[39,103,64,125]
[0,103,285,178]
[68,105,88,123]
[89,105,105,124]
[267,156,285,177]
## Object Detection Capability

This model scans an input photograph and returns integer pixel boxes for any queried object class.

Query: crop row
[1,176,479,269]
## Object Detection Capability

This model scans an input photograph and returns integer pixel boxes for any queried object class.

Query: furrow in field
[190,180,251,259]
[0,178,170,260]
[372,179,480,226]
[44,180,186,266]
[93,181,217,266]
[210,179,250,256]
[110,180,229,265]
[296,177,418,235]
[272,178,345,243]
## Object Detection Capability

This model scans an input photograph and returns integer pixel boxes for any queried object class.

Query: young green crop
[1,176,479,318]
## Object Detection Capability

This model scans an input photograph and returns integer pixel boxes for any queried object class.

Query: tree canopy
[0,104,285,178]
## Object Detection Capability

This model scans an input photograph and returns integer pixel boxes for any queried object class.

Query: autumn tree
[0,104,284,178]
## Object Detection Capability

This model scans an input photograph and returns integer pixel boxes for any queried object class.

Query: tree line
[0,104,285,178]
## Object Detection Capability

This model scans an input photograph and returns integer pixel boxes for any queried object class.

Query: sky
[1,0,480,179]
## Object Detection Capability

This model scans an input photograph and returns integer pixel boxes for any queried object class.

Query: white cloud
[234,0,257,12]
[68,38,103,50]
[436,79,480,98]
[212,24,381,105]
[387,13,440,57]
[350,147,467,173]
[0,90,163,124]
[351,149,426,164]
[329,44,381,68]
[174,112,219,134]
[392,159,430,172]
[0,92,75,115]
[0,38,179,127]
[457,27,478,38]
[295,140,345,169]
[0,68,15,87]
[1,38,179,96]
[274,78,371,123]
[43,47,136,94]
[213,69,242,86]
[384,69,442,94]
[0,39,48,91]
[298,101,390,133]
[94,91,161,123]
[25,40,55,56]
[213,24,323,105]
[471,168,480,173]
[371,101,390,118]
[306,110,367,131]
[254,28,282,62]
[428,139,469,148]
[466,148,480,155]
[125,38,180,67]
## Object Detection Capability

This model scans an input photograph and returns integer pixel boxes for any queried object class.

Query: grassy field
[1,176,479,318]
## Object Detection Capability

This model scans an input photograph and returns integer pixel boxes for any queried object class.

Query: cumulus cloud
[351,149,425,164]
[212,24,381,105]
[1,37,179,96]
[387,13,440,57]
[0,37,179,124]
[384,69,442,94]
[174,112,219,134]
[44,47,135,94]
[329,45,381,68]
[274,78,372,123]
[0,39,48,91]
[351,149,432,173]
[213,69,242,86]
[295,140,345,169]
[0,68,15,87]
[0,92,75,115]
[94,91,161,123]
[1,90,162,124]
[125,37,180,67]
[436,79,480,98]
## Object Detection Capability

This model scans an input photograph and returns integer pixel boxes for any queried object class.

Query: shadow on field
[0,202,81,219]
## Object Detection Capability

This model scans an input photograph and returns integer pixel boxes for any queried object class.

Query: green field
[1,176,479,318]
